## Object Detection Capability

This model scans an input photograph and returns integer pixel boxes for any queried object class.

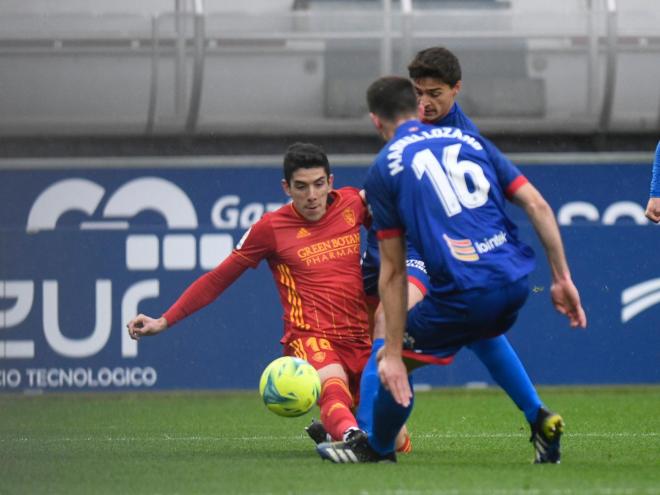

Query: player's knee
[317,363,349,384]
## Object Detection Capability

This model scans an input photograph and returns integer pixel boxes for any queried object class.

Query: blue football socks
[468,335,542,423]
[358,334,542,451]
[357,337,414,454]
[356,338,384,435]
[369,377,414,455]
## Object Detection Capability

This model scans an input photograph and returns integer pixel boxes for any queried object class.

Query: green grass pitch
[1,386,659,494]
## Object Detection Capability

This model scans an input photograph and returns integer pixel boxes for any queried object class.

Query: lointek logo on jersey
[0,177,283,390]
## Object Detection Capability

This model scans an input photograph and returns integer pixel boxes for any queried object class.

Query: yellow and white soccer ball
[259,356,321,417]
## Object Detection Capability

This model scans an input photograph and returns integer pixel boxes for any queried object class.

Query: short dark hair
[366,76,418,122]
[407,47,462,87]
[282,142,330,184]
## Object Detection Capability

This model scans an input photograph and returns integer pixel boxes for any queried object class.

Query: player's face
[283,167,334,222]
[413,77,461,123]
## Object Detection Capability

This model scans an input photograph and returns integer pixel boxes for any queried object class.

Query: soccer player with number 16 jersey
[317,76,586,464]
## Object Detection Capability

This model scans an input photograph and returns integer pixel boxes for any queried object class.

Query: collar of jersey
[394,119,423,137]
[289,189,339,222]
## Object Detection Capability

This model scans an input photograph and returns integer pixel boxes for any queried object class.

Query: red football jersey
[233,187,370,344]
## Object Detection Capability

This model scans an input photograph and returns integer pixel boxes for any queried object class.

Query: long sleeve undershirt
[162,252,248,326]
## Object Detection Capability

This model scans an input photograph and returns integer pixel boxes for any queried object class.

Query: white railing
[0,0,658,136]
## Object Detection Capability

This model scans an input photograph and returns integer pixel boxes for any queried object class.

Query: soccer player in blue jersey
[316,76,586,464]
[306,46,475,453]
[353,47,567,461]
[361,47,478,307]
[308,46,478,454]
[309,46,571,458]
[644,140,660,223]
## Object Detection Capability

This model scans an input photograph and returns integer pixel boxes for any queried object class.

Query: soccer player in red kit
[126,142,372,443]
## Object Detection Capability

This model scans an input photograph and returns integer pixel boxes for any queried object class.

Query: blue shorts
[361,244,380,297]
[362,241,430,297]
[404,276,529,359]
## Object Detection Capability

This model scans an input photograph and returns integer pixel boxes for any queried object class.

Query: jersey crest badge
[296,227,311,239]
[342,208,356,227]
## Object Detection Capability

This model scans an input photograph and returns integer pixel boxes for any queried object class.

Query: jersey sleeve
[162,252,249,326]
[651,140,660,197]
[231,214,276,268]
[481,137,528,199]
[357,188,372,229]
[364,161,403,239]
[162,215,275,326]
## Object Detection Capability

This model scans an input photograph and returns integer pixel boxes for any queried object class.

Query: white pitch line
[281,490,660,495]
[1,432,657,444]
[416,432,660,439]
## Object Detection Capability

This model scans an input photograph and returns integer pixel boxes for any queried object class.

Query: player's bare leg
[395,424,412,452]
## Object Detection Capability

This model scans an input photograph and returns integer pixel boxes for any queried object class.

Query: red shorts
[283,334,371,405]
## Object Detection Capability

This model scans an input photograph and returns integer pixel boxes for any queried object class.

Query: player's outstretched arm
[511,182,587,329]
[377,235,413,407]
[127,314,168,340]
[645,197,660,223]
[126,252,250,341]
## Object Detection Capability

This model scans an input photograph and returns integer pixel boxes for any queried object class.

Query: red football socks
[319,377,358,441]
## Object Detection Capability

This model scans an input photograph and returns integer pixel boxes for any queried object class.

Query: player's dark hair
[366,76,418,122]
[407,46,462,87]
[283,142,330,184]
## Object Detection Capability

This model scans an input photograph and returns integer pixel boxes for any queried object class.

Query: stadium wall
[1,1,660,137]
[0,154,658,393]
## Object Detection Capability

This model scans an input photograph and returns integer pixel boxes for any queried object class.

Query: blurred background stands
[0,0,658,156]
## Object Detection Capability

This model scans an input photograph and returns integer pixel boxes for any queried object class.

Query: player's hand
[550,278,587,329]
[645,197,660,223]
[126,314,168,340]
[377,350,412,407]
